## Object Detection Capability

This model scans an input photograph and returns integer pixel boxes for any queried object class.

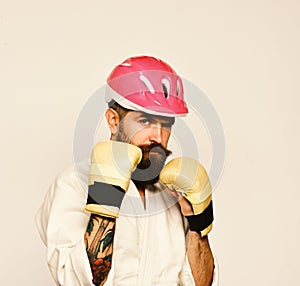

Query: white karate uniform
[35,161,218,285]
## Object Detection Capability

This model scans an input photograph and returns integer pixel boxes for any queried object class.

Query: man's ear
[105,108,120,135]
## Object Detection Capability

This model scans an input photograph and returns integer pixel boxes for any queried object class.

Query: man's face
[114,111,174,186]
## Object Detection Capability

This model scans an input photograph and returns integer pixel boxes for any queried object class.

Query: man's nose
[149,124,163,144]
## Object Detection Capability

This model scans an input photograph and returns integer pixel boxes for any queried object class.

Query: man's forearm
[85,214,116,286]
[187,232,214,286]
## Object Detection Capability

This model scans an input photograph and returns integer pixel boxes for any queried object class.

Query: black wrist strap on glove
[87,182,125,208]
[186,201,214,236]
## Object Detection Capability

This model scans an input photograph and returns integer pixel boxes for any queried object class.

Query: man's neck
[136,186,146,209]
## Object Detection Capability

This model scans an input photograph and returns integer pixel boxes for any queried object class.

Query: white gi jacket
[35,162,218,285]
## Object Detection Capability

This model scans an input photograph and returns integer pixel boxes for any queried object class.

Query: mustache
[137,143,172,157]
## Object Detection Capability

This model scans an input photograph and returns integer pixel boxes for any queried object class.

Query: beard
[131,143,172,188]
[115,124,172,188]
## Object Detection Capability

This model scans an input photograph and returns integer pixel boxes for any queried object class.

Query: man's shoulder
[53,159,89,194]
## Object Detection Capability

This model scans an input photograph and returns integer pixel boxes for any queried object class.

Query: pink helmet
[105,56,188,117]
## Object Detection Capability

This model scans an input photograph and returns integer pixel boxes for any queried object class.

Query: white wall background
[0,0,299,285]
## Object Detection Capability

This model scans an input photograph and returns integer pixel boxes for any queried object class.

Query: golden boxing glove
[85,141,142,218]
[160,157,214,236]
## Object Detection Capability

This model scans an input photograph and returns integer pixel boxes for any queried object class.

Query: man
[36,56,217,286]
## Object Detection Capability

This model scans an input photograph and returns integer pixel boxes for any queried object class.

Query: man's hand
[167,190,194,216]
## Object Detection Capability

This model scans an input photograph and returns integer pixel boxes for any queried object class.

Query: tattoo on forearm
[85,214,116,286]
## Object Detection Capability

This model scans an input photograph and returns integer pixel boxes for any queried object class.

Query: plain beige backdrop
[1,0,299,285]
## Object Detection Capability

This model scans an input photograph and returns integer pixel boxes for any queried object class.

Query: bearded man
[36,56,217,286]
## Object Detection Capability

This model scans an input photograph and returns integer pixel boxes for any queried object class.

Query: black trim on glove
[87,182,125,208]
[186,201,214,236]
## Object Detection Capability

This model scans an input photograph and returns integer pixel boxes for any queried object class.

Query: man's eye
[140,119,150,125]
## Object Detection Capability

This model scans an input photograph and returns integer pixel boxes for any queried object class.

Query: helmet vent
[162,78,170,99]
[140,75,155,94]
[176,80,180,96]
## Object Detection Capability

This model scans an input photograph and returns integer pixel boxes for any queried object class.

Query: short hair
[108,100,131,120]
